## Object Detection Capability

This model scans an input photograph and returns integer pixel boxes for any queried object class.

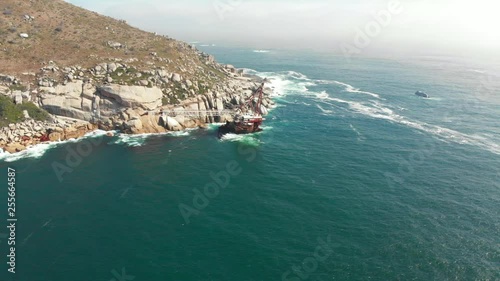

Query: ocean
[1,47,499,281]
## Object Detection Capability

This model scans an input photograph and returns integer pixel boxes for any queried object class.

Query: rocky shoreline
[0,116,98,153]
[0,0,279,155]
[0,65,275,154]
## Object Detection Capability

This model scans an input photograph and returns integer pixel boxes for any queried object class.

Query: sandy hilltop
[0,0,274,153]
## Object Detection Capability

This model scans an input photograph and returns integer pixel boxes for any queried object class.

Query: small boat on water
[415,91,429,98]
[218,83,266,138]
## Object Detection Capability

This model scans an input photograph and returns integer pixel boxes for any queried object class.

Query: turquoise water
[1,48,499,281]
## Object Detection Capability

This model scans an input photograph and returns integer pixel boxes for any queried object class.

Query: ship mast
[255,83,264,116]
[240,82,265,116]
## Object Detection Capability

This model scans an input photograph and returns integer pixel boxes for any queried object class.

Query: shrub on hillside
[18,102,50,121]
[0,96,50,127]
[0,96,23,127]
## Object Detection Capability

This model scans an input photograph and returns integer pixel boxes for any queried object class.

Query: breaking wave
[316,103,334,114]
[254,70,315,98]
[318,80,381,99]
[315,92,500,155]
[253,50,270,53]
[349,124,365,141]
[250,68,499,154]
[112,134,151,147]
[253,70,380,101]
[220,133,261,147]
[112,129,195,147]
[0,130,112,162]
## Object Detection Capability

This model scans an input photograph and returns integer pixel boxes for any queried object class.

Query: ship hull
[218,121,262,138]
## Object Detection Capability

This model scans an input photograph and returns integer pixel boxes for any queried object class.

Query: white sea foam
[316,104,333,114]
[0,142,55,162]
[167,131,191,137]
[315,91,329,100]
[349,124,365,141]
[253,50,270,53]
[318,95,500,155]
[258,71,315,97]
[426,97,442,101]
[0,130,114,163]
[316,79,381,99]
[113,134,151,147]
[220,133,261,146]
[112,129,195,147]
[333,80,380,99]
[286,71,311,81]
[250,69,498,154]
[254,71,381,101]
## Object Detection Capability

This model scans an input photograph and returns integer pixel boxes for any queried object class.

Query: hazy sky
[66,0,500,58]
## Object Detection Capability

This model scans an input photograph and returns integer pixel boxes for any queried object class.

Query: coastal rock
[157,69,168,78]
[107,63,118,73]
[98,84,162,110]
[126,119,143,131]
[172,73,181,82]
[14,92,23,104]
[0,85,9,94]
[4,143,26,153]
[39,81,93,121]
[107,41,123,49]
[82,82,96,99]
[165,116,183,131]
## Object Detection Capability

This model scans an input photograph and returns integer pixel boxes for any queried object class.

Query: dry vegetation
[0,0,216,78]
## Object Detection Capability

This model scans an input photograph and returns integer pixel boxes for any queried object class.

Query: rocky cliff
[0,0,275,153]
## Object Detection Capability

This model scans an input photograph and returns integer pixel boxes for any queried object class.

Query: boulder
[231,95,240,105]
[4,143,26,153]
[107,41,123,48]
[13,92,23,104]
[98,84,163,110]
[0,85,9,94]
[39,81,93,120]
[157,69,168,77]
[174,115,186,127]
[126,119,143,131]
[216,96,224,110]
[48,132,63,141]
[107,63,118,73]
[82,82,96,99]
[165,116,182,131]
[172,73,181,82]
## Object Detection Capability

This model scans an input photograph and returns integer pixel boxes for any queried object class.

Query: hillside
[0,0,223,80]
[0,0,273,153]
